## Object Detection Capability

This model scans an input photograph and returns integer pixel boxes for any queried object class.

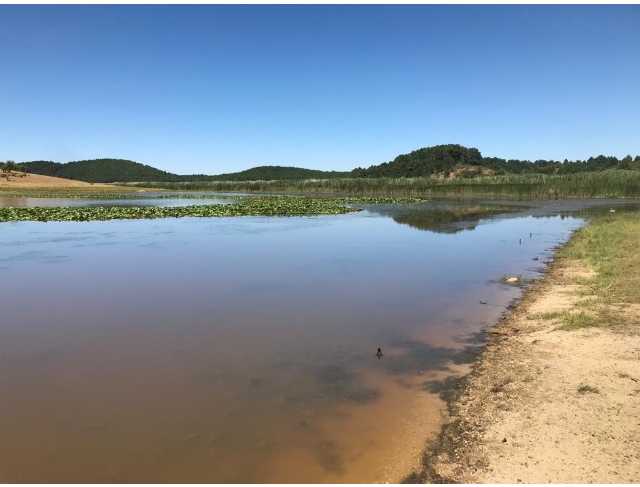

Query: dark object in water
[519,238,522,245]
[530,232,532,238]
[532,256,539,261]
[376,348,383,358]
[480,300,487,305]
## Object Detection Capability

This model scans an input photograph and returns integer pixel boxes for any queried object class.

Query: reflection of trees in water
[393,205,522,234]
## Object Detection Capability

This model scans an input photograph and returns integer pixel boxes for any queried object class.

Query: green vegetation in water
[323,196,425,204]
[0,190,243,200]
[127,170,640,199]
[0,189,426,203]
[0,196,426,223]
[0,197,357,222]
[0,189,155,199]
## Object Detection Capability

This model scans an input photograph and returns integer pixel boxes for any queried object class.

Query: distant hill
[19,159,182,183]
[18,147,640,184]
[18,160,349,183]
[202,166,350,181]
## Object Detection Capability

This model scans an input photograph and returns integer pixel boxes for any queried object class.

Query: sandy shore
[422,257,640,483]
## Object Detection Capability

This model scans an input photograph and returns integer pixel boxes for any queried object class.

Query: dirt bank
[0,172,115,188]
[421,254,640,484]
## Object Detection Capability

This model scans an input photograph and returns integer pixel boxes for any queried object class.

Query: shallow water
[0,199,601,482]
[0,196,238,208]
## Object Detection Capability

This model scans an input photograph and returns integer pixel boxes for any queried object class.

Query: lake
[0,197,618,482]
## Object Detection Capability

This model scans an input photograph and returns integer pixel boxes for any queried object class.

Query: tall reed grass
[123,170,640,199]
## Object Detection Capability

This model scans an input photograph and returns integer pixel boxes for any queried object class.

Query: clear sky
[1,5,639,175]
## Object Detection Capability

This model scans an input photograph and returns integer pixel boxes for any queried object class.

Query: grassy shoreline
[556,213,640,314]
[404,211,640,483]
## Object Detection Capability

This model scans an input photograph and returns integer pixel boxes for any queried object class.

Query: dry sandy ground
[0,172,113,188]
[429,260,640,484]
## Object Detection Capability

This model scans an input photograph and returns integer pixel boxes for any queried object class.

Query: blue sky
[1,5,638,174]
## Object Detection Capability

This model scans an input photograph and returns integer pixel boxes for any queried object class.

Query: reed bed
[123,170,640,199]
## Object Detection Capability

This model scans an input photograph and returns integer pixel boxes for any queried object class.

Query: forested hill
[350,144,640,178]
[350,145,482,178]
[18,160,349,183]
[18,146,640,183]
[19,159,182,183]
[203,166,350,181]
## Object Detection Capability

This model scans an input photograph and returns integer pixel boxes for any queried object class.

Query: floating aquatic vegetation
[0,189,427,203]
[0,194,435,223]
[0,197,363,222]
[323,196,425,204]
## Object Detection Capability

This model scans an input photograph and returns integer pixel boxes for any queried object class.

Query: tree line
[197,166,350,181]
[350,144,640,178]
[16,159,350,183]
[12,146,640,184]
[1,160,24,173]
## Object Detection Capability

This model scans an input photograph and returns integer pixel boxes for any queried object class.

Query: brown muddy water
[0,197,623,483]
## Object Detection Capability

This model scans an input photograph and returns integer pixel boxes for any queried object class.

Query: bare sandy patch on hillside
[0,172,113,188]
[428,260,640,484]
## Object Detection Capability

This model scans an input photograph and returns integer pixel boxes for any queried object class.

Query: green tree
[619,155,632,169]
[2,160,17,173]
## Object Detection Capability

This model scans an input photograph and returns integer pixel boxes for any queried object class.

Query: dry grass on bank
[416,213,640,484]
[0,172,146,192]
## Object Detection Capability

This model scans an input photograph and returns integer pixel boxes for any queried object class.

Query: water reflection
[392,204,524,234]
[0,200,596,483]
[557,203,640,219]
